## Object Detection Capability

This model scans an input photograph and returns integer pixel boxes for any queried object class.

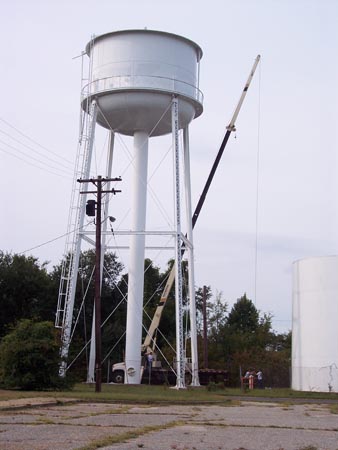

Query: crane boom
[142,55,261,353]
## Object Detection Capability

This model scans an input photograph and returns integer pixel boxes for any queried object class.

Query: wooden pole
[202,285,208,369]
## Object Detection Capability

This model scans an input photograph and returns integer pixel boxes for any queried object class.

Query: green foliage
[195,285,213,333]
[227,293,259,333]
[0,319,72,390]
[143,259,162,304]
[0,252,55,338]
[222,295,273,354]
[201,293,291,387]
[49,250,126,379]
[0,249,291,388]
[208,291,228,338]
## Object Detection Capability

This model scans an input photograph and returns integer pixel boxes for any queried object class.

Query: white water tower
[56,29,203,387]
[83,30,203,134]
[292,255,338,392]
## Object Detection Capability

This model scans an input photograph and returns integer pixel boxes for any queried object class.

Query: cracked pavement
[0,398,338,450]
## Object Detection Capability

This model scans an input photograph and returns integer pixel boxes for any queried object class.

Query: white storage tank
[292,255,338,392]
[82,29,203,136]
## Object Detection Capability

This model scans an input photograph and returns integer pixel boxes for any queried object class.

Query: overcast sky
[1,0,337,334]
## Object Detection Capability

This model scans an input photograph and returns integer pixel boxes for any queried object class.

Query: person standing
[147,352,153,369]
[256,369,263,389]
[242,370,250,389]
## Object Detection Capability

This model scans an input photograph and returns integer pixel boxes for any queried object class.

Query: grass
[75,421,184,450]
[329,403,338,414]
[298,446,318,450]
[0,390,68,402]
[1,383,338,405]
[226,387,338,400]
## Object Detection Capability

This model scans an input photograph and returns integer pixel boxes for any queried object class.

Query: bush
[0,319,72,390]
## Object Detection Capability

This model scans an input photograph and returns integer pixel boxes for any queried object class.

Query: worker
[147,351,153,369]
[242,370,250,390]
[256,369,263,389]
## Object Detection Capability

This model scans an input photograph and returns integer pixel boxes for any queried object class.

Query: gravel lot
[0,398,337,450]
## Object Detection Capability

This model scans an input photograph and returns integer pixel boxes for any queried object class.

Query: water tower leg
[125,130,149,384]
[183,127,200,387]
[87,131,115,383]
[172,97,185,389]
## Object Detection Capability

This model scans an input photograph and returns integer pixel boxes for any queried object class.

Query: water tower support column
[183,127,200,387]
[125,130,149,384]
[172,97,185,389]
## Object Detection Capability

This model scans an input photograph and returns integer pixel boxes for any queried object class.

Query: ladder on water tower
[55,99,97,337]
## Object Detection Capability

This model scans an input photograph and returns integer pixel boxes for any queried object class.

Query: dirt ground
[0,397,337,450]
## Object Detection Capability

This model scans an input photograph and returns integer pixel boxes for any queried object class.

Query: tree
[223,294,273,355]
[227,293,259,333]
[143,258,164,321]
[195,285,213,334]
[0,319,71,390]
[201,291,228,368]
[48,250,125,379]
[208,291,228,338]
[0,252,55,338]
[218,294,291,387]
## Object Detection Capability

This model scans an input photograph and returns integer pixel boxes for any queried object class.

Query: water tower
[56,29,203,387]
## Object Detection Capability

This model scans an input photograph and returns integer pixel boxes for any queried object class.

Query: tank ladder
[55,97,98,376]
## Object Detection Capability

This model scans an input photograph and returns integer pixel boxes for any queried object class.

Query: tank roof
[293,254,338,265]
[85,29,203,62]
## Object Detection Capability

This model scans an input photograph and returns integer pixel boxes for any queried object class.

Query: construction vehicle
[112,357,229,386]
[111,55,261,385]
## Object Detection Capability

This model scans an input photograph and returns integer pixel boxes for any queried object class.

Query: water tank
[82,29,203,136]
[292,255,338,392]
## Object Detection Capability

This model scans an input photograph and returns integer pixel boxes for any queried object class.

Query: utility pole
[202,285,208,369]
[78,175,121,392]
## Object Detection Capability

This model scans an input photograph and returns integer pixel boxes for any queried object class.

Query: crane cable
[254,58,262,305]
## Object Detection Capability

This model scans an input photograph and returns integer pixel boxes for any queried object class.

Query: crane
[112,55,261,384]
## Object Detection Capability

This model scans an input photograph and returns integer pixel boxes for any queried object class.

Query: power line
[18,221,94,255]
[0,127,73,171]
[0,116,74,165]
[0,145,72,179]
[19,231,75,255]
[0,136,73,176]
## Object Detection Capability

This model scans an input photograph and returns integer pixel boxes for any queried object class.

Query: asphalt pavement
[0,397,337,450]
